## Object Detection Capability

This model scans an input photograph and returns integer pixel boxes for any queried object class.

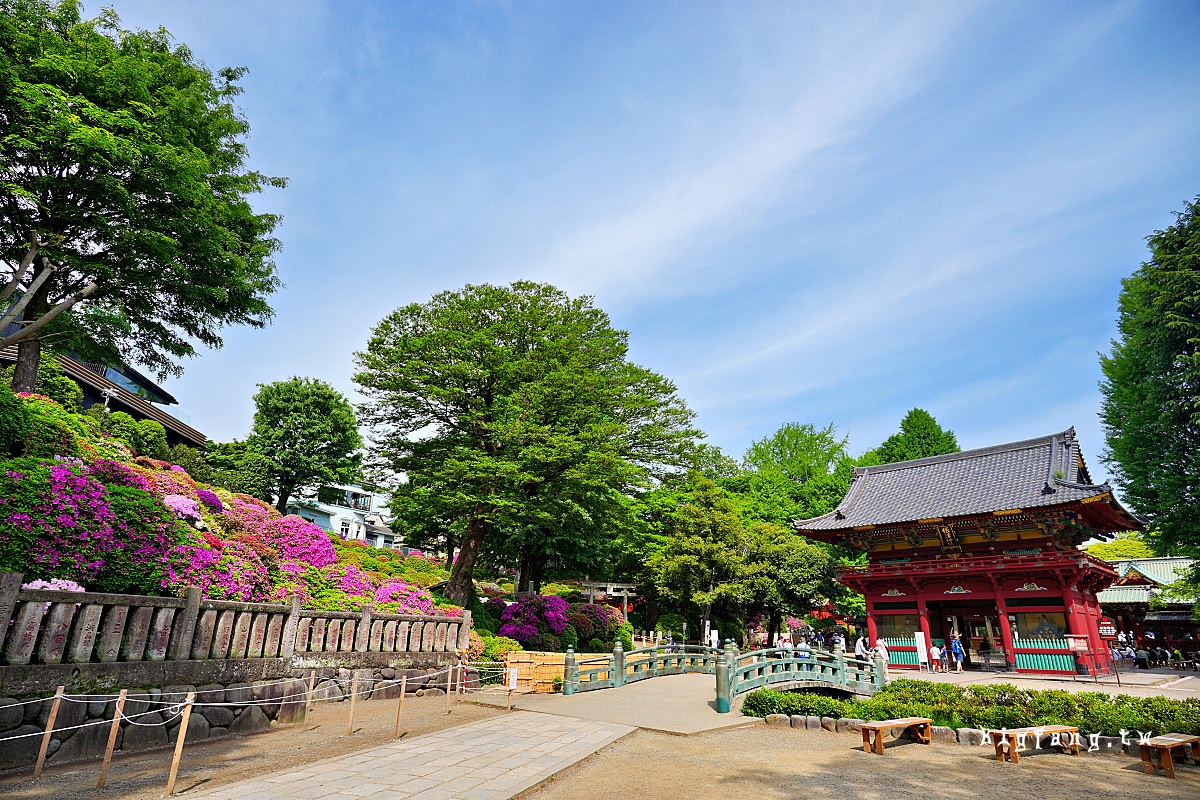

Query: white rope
[0,705,175,741]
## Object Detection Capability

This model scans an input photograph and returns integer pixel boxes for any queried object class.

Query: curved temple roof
[794,428,1141,534]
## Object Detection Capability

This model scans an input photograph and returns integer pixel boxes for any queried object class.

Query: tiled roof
[1109,557,1195,586]
[1096,586,1154,604]
[795,428,1137,532]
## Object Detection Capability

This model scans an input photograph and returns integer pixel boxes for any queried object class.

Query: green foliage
[246,377,363,511]
[205,440,274,500]
[1083,533,1156,561]
[0,355,82,411]
[617,621,634,652]
[90,485,186,594]
[0,384,29,456]
[481,634,524,662]
[560,623,579,651]
[1100,197,1200,550]
[0,0,284,378]
[167,443,212,484]
[873,409,959,465]
[136,419,169,459]
[106,412,141,452]
[742,689,849,718]
[741,680,1200,736]
[354,281,700,604]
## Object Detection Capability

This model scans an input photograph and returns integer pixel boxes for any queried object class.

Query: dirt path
[0,693,504,800]
[517,724,1200,800]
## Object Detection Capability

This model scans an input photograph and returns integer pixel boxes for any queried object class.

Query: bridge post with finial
[873,649,887,690]
[563,647,577,695]
[612,636,625,688]
[833,637,847,686]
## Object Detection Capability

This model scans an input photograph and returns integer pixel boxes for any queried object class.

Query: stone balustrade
[0,573,471,671]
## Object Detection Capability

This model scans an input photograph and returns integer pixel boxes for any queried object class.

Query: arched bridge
[562,641,884,712]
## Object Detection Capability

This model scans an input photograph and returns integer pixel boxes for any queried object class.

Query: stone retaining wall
[0,665,476,772]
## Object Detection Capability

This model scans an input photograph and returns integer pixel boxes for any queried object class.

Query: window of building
[874,614,919,639]
[1011,612,1067,641]
[339,521,351,538]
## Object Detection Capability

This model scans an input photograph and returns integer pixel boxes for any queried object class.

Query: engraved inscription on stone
[37,602,76,664]
[340,620,356,652]
[191,609,217,659]
[311,619,327,653]
[229,612,252,659]
[325,619,341,651]
[248,613,268,658]
[405,622,421,652]
[97,605,130,662]
[369,620,384,651]
[67,604,104,663]
[146,607,176,661]
[291,617,310,654]
[122,606,153,661]
[211,610,236,659]
[383,620,397,651]
[421,621,436,652]
[434,622,448,652]
[5,602,44,665]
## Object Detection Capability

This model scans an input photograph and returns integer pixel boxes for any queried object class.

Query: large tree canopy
[873,408,959,464]
[1100,196,1200,552]
[0,0,284,389]
[246,377,362,512]
[354,281,699,605]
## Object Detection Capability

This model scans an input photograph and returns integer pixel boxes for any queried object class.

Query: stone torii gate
[580,580,637,621]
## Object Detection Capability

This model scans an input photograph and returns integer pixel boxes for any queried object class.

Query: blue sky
[103,1,1200,479]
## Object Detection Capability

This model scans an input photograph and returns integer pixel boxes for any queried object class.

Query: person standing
[929,643,942,672]
[873,639,890,680]
[949,634,966,673]
[855,634,868,659]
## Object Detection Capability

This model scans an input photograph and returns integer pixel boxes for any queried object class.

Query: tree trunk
[767,609,782,648]
[446,515,490,606]
[516,547,534,593]
[274,482,293,514]
[12,337,41,393]
[528,553,546,594]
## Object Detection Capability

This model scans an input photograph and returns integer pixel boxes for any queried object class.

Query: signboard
[914,631,929,668]
[1066,635,1089,652]
[508,667,519,690]
[1098,617,1117,639]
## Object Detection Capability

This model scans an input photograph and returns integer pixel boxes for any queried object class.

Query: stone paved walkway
[184,712,633,800]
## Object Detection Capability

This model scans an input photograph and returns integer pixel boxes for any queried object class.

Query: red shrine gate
[794,430,1139,675]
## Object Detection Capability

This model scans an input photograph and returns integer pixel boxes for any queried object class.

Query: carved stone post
[170,586,201,661]
[279,594,302,660]
[873,649,887,690]
[833,638,847,686]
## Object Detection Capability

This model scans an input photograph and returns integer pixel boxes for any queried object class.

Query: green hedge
[741,679,1200,736]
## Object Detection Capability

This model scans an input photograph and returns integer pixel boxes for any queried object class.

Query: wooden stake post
[33,686,64,779]
[445,665,454,714]
[304,670,316,731]
[97,689,128,789]
[163,691,195,798]
[394,675,407,739]
[347,672,360,735]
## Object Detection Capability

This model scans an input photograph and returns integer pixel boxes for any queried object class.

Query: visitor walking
[949,634,966,673]
[872,638,890,681]
[929,643,942,672]
[855,635,868,659]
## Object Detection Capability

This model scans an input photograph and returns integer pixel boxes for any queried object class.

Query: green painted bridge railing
[562,640,884,713]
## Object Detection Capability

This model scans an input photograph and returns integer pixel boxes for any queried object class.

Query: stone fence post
[611,637,625,688]
[279,594,302,659]
[170,586,202,661]
[833,638,846,684]
[562,647,577,696]
[355,604,373,652]
[456,609,473,652]
[0,572,22,653]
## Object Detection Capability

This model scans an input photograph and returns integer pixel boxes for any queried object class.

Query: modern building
[1096,557,1198,650]
[287,483,400,549]
[794,429,1142,675]
[0,346,206,448]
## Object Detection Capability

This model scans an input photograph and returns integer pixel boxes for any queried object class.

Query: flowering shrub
[163,494,202,524]
[373,579,435,614]
[162,537,272,601]
[467,629,486,660]
[22,578,86,592]
[0,458,118,582]
[218,494,278,535]
[94,485,187,594]
[88,459,152,491]
[498,594,569,650]
[195,489,223,512]
[261,515,336,568]
[128,457,198,496]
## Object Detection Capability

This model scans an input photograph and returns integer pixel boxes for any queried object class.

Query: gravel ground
[517,724,1200,800]
[0,693,504,800]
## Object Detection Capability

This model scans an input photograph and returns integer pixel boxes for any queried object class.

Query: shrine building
[793,429,1142,675]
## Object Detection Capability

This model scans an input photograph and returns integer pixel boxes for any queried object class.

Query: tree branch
[1,278,102,346]
[0,256,54,332]
[0,232,39,304]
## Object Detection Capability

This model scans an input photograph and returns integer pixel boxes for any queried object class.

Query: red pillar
[915,589,933,665]
[865,595,878,644]
[994,593,1017,670]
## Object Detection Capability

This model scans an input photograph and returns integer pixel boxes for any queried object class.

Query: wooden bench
[993,725,1079,764]
[1140,733,1200,778]
[859,717,932,755]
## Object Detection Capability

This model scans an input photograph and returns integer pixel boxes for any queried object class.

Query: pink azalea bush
[498,594,569,650]
[373,579,434,615]
[163,537,272,601]
[261,515,336,568]
[163,494,202,524]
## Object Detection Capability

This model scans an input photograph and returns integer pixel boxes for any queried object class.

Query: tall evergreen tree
[1100,196,1200,552]
[874,408,959,464]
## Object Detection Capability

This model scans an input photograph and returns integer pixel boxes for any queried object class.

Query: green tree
[246,378,363,512]
[740,524,840,646]
[1082,533,1155,562]
[873,408,959,464]
[167,443,212,484]
[0,352,81,410]
[105,410,140,452]
[1100,197,1200,552]
[205,440,273,500]
[355,281,699,606]
[0,1,284,391]
[736,422,854,525]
